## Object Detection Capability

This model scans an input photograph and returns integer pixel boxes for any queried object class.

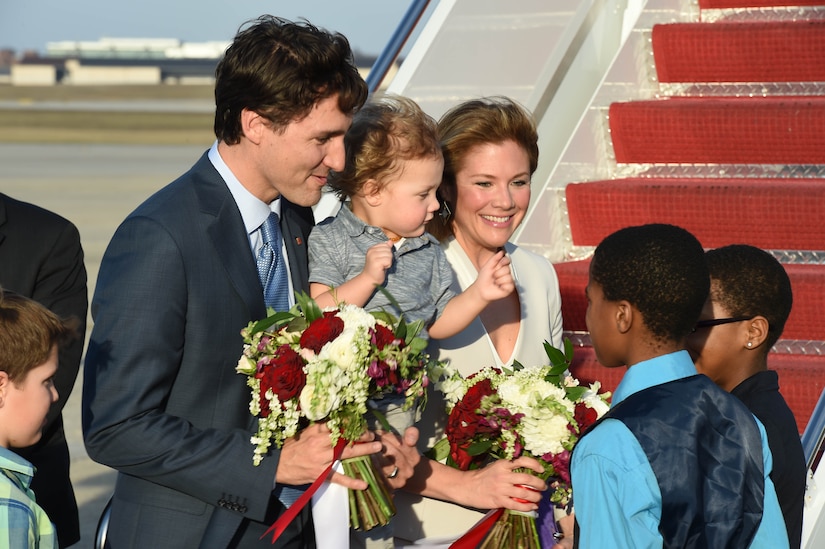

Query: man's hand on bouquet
[374,426,421,490]
[275,424,381,490]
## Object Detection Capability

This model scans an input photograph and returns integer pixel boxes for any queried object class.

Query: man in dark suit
[0,193,86,548]
[82,16,384,548]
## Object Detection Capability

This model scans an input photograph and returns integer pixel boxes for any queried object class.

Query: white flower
[580,382,610,417]
[236,352,257,376]
[319,330,361,369]
[300,378,336,421]
[336,303,376,331]
[430,362,464,407]
[520,410,573,456]
[497,368,575,456]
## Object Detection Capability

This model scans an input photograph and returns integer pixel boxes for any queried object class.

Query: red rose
[450,444,474,470]
[446,377,497,470]
[300,311,344,353]
[256,344,306,415]
[548,450,571,485]
[373,324,398,350]
[574,402,599,434]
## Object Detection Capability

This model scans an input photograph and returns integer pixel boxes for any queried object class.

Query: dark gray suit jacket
[0,193,86,547]
[82,152,315,548]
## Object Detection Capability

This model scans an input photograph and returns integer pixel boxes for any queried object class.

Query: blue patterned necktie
[257,212,291,312]
[257,212,304,507]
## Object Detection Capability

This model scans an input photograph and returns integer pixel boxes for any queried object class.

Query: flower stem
[341,455,396,531]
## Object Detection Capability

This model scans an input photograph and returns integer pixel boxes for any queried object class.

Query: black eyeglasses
[691,316,752,333]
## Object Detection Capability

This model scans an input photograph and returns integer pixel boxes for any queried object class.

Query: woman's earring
[439,202,452,224]
[747,341,753,348]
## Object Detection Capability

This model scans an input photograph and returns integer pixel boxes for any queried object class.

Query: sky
[0,0,415,56]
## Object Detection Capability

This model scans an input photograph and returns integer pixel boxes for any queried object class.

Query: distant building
[4,38,383,87]
[44,37,231,60]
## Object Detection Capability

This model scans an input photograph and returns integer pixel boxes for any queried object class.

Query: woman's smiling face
[449,140,531,256]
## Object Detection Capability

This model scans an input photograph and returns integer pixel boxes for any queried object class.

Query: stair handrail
[366,0,432,95]
[802,386,825,472]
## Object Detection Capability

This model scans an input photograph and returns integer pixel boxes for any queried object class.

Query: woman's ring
[387,465,399,479]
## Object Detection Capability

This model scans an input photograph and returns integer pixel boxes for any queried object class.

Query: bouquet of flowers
[429,340,611,548]
[236,292,435,532]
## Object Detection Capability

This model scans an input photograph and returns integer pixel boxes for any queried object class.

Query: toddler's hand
[363,241,394,285]
[477,250,515,301]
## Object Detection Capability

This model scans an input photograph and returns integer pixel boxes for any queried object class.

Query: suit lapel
[190,154,267,321]
[0,194,8,248]
[280,200,313,294]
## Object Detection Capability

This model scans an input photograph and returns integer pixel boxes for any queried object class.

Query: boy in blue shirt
[571,224,789,548]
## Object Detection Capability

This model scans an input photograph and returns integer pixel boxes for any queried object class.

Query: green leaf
[367,405,393,433]
[294,291,323,322]
[371,310,395,325]
[543,341,570,369]
[426,438,451,461]
[404,319,426,342]
[563,337,574,363]
[250,311,294,334]
[565,386,587,401]
[374,284,402,309]
[396,317,408,341]
[467,439,493,457]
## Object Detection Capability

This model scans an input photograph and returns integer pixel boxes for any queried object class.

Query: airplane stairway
[554,0,825,435]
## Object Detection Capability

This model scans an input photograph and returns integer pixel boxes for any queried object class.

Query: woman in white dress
[391,97,566,546]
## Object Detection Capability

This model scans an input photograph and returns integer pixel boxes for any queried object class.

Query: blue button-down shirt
[571,351,789,548]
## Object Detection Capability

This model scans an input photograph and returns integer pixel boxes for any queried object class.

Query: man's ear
[363,179,383,206]
[615,300,633,334]
[0,371,8,407]
[241,108,266,145]
[746,315,770,350]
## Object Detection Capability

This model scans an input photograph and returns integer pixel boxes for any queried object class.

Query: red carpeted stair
[609,97,825,164]
[700,0,825,8]
[556,259,825,342]
[565,178,825,250]
[652,21,825,83]
[556,1,825,433]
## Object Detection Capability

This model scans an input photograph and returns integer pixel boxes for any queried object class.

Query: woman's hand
[374,426,422,490]
[453,456,547,512]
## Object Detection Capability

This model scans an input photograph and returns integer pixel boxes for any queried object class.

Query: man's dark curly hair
[590,224,709,343]
[706,245,792,349]
[214,15,368,144]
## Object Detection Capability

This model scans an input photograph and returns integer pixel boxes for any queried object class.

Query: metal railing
[803,387,825,471]
[366,0,431,94]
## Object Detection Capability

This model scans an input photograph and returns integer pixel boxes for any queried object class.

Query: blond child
[308,95,514,548]
[308,95,514,338]
[0,290,76,549]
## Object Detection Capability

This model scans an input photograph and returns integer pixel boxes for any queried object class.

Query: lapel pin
[295,237,303,246]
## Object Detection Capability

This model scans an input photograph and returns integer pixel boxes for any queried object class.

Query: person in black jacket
[687,244,806,548]
[0,192,87,548]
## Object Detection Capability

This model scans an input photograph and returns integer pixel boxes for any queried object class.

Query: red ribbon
[261,437,347,543]
[449,508,505,549]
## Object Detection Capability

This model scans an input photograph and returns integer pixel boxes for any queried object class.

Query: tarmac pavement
[1,142,207,548]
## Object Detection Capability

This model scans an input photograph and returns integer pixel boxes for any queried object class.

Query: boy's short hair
[706,245,792,349]
[214,15,368,145]
[328,94,441,199]
[0,289,77,382]
[590,224,709,343]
